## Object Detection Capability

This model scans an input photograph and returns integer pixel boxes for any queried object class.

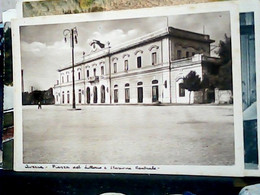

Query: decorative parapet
[171,54,203,68]
[87,76,99,83]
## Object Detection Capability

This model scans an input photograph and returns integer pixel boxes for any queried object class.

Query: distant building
[53,26,217,105]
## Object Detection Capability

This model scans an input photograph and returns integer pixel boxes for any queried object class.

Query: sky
[0,0,17,22]
[20,11,231,92]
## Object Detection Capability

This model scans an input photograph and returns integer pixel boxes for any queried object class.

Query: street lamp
[63,27,78,109]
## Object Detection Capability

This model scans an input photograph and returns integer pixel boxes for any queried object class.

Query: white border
[12,1,244,176]
[239,0,260,177]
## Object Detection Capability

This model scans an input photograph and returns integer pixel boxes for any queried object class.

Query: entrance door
[101,85,105,103]
[93,86,97,103]
[137,87,143,103]
[152,86,159,102]
[86,87,90,104]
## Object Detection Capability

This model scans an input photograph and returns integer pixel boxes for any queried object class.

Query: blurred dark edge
[0,23,4,153]
[240,12,258,168]
[1,171,260,195]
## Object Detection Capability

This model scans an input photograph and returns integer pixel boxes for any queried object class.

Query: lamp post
[63,27,78,109]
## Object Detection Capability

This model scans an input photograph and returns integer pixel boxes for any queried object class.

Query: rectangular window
[114,63,117,73]
[67,75,69,82]
[137,56,142,68]
[186,51,189,58]
[125,88,130,103]
[62,76,64,83]
[78,72,81,80]
[124,60,128,71]
[114,89,118,103]
[101,66,104,75]
[62,92,64,104]
[93,68,96,76]
[177,50,182,59]
[152,52,157,65]
[179,83,185,97]
[86,70,89,77]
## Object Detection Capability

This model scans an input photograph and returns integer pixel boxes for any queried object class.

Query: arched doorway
[152,80,159,102]
[86,87,90,104]
[137,82,143,103]
[125,83,130,103]
[101,85,105,103]
[93,86,98,103]
[62,91,65,104]
[114,85,118,103]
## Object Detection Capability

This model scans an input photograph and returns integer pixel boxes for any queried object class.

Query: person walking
[38,101,42,109]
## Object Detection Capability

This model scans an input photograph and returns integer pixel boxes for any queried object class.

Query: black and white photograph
[13,2,243,175]
[240,12,258,170]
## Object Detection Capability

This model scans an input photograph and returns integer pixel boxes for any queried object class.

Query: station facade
[53,26,215,105]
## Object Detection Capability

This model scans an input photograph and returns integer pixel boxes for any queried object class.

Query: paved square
[23,105,234,165]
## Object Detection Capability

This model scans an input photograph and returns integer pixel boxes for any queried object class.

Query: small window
[186,51,189,58]
[78,72,81,80]
[177,50,182,59]
[137,56,142,68]
[86,70,89,77]
[114,63,117,73]
[152,52,157,65]
[152,80,158,84]
[101,66,104,75]
[125,83,130,87]
[179,83,185,97]
[62,76,64,83]
[124,60,129,71]
[137,82,143,86]
[164,80,167,88]
[67,75,69,82]
[93,68,96,76]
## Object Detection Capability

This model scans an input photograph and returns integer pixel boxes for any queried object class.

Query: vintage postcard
[20,0,219,18]
[12,1,243,176]
[239,0,260,176]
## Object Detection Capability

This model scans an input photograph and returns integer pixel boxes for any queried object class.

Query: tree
[22,88,55,105]
[216,34,232,90]
[218,34,231,64]
[31,90,44,104]
[181,71,201,104]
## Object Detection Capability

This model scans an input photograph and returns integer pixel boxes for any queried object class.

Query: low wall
[215,88,233,104]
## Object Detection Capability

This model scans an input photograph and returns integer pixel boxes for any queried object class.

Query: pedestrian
[38,101,42,109]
